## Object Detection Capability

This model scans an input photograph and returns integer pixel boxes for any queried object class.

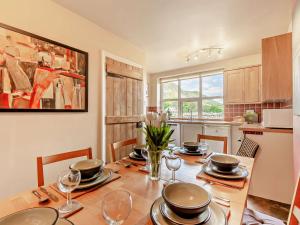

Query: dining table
[0,153,254,225]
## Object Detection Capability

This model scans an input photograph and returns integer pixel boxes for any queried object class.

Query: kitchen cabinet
[231,125,243,154]
[224,66,261,104]
[203,125,231,153]
[245,132,294,204]
[244,66,261,103]
[167,123,181,146]
[262,33,292,101]
[224,69,244,103]
[180,123,203,143]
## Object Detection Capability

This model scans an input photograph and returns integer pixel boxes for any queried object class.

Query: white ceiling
[53,0,291,73]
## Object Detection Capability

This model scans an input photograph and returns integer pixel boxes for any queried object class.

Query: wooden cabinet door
[244,66,261,103]
[262,33,292,101]
[225,69,245,103]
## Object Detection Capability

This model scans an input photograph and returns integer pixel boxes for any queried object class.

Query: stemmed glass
[199,142,209,152]
[165,154,182,184]
[141,148,149,172]
[102,190,132,225]
[57,169,81,213]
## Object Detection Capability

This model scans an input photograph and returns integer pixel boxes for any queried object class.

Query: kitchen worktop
[167,119,243,126]
[239,123,293,133]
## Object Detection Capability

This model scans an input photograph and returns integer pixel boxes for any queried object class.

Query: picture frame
[0,22,88,112]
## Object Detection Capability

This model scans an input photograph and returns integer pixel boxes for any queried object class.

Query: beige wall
[0,0,145,199]
[148,53,261,107]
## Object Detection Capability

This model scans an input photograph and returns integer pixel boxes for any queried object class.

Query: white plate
[150,197,227,225]
[160,201,211,225]
[76,168,111,190]
[80,171,102,183]
[175,147,205,156]
[129,152,145,161]
[210,164,240,175]
[203,164,248,180]
[0,207,58,225]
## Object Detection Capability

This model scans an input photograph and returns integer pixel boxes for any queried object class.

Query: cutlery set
[32,187,59,204]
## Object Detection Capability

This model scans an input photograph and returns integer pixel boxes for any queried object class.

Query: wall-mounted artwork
[0,23,88,112]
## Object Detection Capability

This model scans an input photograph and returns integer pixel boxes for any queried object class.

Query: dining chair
[110,138,137,162]
[36,147,92,187]
[197,134,228,154]
[236,137,259,158]
[243,174,300,225]
[288,174,300,225]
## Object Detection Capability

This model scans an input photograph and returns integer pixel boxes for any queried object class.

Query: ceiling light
[194,55,199,60]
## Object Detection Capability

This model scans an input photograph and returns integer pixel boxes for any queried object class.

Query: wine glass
[57,169,81,214]
[199,142,209,152]
[102,190,132,225]
[165,154,182,184]
[141,148,149,172]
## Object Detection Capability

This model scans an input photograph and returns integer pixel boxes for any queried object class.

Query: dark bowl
[210,154,240,171]
[162,182,211,217]
[70,159,103,179]
[133,145,146,156]
[183,142,199,152]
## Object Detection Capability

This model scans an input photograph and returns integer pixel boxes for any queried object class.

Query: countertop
[239,123,293,134]
[167,119,243,126]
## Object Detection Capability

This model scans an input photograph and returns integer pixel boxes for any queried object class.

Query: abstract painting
[0,23,88,112]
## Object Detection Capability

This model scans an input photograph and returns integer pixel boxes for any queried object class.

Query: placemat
[196,170,246,189]
[122,156,146,166]
[50,172,121,199]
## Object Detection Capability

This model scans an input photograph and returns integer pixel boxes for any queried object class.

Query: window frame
[160,72,224,119]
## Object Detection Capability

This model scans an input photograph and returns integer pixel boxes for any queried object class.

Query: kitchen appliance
[262,109,293,128]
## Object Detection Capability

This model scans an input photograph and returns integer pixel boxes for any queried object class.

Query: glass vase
[148,149,162,181]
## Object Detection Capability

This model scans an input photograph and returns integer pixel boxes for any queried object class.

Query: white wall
[148,53,261,107]
[0,0,145,199]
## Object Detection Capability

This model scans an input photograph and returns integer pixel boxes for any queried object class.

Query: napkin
[196,170,246,189]
[50,172,121,199]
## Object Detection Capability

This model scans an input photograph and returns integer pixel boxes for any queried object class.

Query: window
[160,72,224,119]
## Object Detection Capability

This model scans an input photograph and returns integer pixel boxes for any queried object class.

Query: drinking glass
[57,169,81,213]
[102,190,132,225]
[141,148,149,172]
[199,142,209,152]
[165,154,182,184]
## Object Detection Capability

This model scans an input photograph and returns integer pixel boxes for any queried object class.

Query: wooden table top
[0,154,254,225]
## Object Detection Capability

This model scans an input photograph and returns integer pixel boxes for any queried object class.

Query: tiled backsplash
[224,100,292,122]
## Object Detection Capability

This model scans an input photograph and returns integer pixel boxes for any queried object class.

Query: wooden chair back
[197,134,228,154]
[288,175,300,225]
[37,147,92,187]
[110,138,137,162]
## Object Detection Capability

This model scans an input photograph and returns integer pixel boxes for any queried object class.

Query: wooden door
[262,33,292,101]
[244,66,261,103]
[224,69,245,103]
[105,58,143,162]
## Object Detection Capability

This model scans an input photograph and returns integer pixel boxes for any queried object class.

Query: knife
[40,186,59,202]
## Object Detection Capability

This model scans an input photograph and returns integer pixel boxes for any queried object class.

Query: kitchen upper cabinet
[224,69,244,103]
[225,66,261,104]
[262,33,292,102]
[244,66,261,103]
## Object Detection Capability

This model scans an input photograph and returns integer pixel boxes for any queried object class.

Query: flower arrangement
[144,112,174,180]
